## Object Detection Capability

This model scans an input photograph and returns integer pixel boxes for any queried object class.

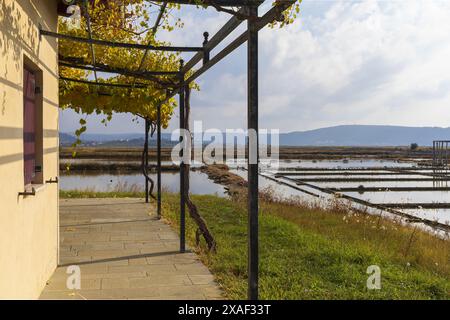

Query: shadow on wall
[0,0,58,115]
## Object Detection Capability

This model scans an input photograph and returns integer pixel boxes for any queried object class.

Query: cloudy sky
[59,0,450,134]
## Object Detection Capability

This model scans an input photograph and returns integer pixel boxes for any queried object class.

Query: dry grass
[259,191,450,278]
[160,193,449,299]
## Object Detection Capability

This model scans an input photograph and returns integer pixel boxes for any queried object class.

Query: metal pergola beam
[53,1,291,93]
[59,62,178,79]
[40,29,204,52]
[64,0,263,7]
[60,76,148,89]
[186,4,288,83]
[181,7,246,73]
[158,1,293,102]
[147,0,263,6]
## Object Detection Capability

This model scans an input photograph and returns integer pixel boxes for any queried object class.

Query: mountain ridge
[60,125,450,147]
[279,125,450,146]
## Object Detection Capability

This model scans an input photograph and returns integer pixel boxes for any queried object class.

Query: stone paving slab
[39,198,223,300]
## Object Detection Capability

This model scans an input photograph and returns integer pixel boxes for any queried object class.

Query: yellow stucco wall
[0,0,59,299]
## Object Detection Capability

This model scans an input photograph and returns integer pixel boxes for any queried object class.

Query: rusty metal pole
[247,5,259,301]
[145,119,149,204]
[179,60,186,253]
[157,104,162,220]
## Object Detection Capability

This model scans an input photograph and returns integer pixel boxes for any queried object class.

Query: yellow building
[0,0,60,299]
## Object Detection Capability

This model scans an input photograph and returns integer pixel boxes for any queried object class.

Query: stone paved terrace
[39,198,223,300]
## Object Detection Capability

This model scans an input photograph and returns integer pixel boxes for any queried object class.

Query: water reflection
[60,171,227,197]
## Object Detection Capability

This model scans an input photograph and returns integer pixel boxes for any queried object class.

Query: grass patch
[60,190,449,300]
[161,194,449,300]
[60,190,146,199]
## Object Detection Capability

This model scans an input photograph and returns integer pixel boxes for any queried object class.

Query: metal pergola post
[247,5,259,301]
[144,119,150,204]
[157,104,162,220]
[179,61,186,254]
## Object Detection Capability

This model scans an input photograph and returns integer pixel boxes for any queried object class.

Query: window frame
[23,56,44,188]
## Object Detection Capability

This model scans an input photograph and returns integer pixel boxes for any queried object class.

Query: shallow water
[343,191,450,205]
[311,181,450,189]
[62,159,205,168]
[230,169,320,204]
[60,158,450,226]
[283,174,431,180]
[265,162,450,226]
[60,171,227,197]
[225,158,416,170]
[266,159,415,169]
[401,209,450,225]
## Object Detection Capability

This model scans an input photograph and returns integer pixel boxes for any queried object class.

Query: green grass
[60,190,450,300]
[60,190,146,199]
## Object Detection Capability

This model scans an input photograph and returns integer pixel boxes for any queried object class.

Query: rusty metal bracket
[19,188,36,197]
[46,177,59,184]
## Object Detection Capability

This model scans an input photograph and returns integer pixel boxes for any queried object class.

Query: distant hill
[59,133,77,146]
[61,125,450,147]
[77,133,144,142]
[97,137,177,148]
[60,132,175,147]
[279,125,450,147]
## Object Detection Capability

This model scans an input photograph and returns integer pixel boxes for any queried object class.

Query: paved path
[39,198,223,300]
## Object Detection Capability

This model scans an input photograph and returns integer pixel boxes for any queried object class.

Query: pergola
[47,0,296,300]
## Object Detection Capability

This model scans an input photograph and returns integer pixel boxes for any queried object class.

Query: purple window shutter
[23,68,36,186]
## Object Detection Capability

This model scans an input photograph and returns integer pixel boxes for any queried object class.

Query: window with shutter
[23,67,36,186]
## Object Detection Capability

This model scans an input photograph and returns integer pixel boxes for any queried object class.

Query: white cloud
[61,0,450,134]
[257,0,450,131]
